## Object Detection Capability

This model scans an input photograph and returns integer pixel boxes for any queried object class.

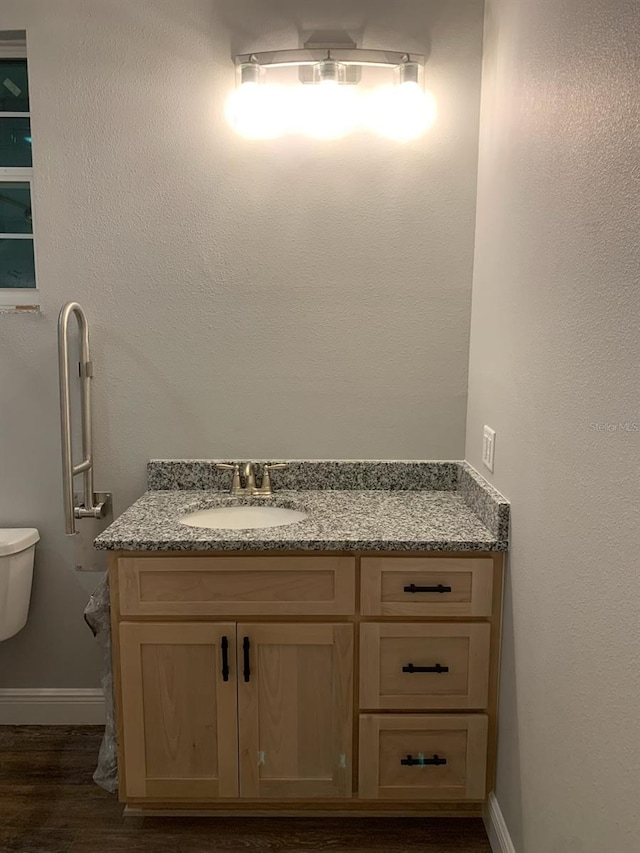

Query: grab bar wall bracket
[74,491,112,521]
[58,302,112,536]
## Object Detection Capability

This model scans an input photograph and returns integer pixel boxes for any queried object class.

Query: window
[0,33,37,310]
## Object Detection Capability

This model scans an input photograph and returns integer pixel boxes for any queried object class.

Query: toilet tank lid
[0,528,40,557]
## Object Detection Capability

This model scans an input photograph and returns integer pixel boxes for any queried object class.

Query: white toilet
[0,528,39,642]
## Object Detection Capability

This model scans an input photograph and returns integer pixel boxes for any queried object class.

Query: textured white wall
[0,0,483,686]
[467,1,640,850]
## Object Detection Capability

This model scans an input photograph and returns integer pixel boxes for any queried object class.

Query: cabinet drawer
[361,557,494,617]
[360,623,491,710]
[117,556,356,616]
[358,714,488,800]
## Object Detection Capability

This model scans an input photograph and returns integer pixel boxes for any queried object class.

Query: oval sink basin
[179,505,308,531]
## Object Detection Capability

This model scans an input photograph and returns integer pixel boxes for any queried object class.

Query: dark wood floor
[0,727,491,852]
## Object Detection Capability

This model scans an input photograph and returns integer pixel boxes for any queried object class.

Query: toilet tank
[0,528,39,642]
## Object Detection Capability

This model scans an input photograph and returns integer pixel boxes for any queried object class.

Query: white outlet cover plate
[482,425,496,472]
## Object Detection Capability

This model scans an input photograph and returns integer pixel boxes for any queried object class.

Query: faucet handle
[264,462,287,484]
[256,462,287,497]
[216,462,242,495]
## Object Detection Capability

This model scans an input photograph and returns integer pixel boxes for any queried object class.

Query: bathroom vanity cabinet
[109,551,503,816]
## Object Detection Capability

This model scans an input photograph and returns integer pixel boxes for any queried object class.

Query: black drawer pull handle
[404,583,452,594]
[242,636,251,683]
[221,635,230,682]
[401,754,447,767]
[402,662,449,674]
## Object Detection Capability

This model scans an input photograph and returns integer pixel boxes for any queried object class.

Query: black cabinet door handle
[402,662,449,674]
[403,583,452,594]
[221,635,230,682]
[242,636,251,682]
[401,754,447,767]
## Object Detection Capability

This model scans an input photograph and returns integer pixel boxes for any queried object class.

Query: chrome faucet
[216,462,287,498]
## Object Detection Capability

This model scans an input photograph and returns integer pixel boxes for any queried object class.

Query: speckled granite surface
[147,460,460,492]
[458,462,510,544]
[95,461,509,553]
[94,490,505,552]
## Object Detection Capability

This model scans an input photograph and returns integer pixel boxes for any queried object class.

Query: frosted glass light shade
[295,80,358,139]
[365,82,437,141]
[225,82,289,139]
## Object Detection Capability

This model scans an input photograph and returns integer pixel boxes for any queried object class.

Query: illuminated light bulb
[225,82,289,140]
[296,79,358,140]
[292,57,358,139]
[301,81,357,139]
[366,81,437,142]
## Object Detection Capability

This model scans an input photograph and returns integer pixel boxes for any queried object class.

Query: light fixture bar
[234,49,425,70]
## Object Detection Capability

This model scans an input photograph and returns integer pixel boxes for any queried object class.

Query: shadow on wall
[496,553,524,852]
[215,0,451,57]
[89,0,450,62]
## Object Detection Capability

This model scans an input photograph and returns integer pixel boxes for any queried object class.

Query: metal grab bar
[58,302,111,535]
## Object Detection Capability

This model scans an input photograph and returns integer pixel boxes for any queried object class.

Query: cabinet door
[119,622,238,799]
[237,623,353,799]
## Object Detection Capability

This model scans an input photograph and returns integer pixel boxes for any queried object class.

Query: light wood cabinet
[118,555,355,617]
[117,620,352,801]
[359,714,488,801]
[237,623,353,798]
[118,622,238,799]
[110,551,503,816]
[360,622,491,710]
[361,557,494,617]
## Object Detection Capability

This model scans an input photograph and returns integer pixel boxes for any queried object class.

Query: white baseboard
[484,792,517,853]
[0,688,106,725]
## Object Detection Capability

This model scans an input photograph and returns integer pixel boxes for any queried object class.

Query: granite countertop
[94,460,509,553]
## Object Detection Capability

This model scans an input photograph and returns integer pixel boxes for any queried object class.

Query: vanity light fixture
[226,62,288,140]
[365,60,437,142]
[227,34,435,141]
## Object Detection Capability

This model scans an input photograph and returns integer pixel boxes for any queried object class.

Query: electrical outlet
[482,425,496,472]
